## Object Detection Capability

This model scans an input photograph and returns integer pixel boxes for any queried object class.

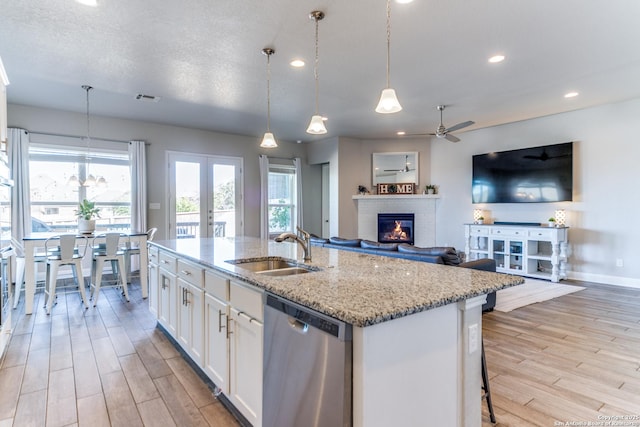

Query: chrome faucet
[275,226,312,262]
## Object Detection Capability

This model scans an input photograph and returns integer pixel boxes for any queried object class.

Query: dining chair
[11,237,49,309]
[90,232,129,306]
[124,227,157,283]
[43,234,89,314]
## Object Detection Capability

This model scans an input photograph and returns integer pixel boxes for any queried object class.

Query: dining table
[22,230,149,315]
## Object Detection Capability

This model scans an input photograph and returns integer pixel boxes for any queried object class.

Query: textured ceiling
[2,0,640,143]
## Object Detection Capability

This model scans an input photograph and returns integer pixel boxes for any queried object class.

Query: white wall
[430,98,640,287]
[8,104,315,240]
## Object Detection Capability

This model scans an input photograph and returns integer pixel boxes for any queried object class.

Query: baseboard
[567,271,640,289]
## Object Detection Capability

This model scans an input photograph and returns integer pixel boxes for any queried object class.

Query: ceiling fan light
[306,115,327,134]
[375,88,403,114]
[260,132,278,148]
[96,176,107,187]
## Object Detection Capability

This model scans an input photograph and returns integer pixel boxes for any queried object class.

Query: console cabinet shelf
[464,224,568,282]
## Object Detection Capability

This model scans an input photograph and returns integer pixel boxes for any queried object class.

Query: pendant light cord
[266,52,272,132]
[83,85,93,172]
[313,14,320,114]
[385,0,391,88]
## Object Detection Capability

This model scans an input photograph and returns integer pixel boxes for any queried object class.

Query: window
[29,144,131,232]
[268,165,297,236]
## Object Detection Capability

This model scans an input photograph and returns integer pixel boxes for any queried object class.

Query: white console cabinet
[465,223,568,282]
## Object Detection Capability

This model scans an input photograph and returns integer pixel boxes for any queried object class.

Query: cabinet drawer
[469,226,489,236]
[177,259,204,287]
[158,251,177,273]
[230,281,263,322]
[148,246,159,265]
[528,228,554,240]
[491,227,525,237]
[205,270,229,301]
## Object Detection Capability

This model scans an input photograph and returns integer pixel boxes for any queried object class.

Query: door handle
[226,315,233,339]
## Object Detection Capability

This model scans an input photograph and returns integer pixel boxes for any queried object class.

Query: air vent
[135,93,161,102]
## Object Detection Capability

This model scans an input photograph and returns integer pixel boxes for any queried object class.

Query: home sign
[377,183,415,194]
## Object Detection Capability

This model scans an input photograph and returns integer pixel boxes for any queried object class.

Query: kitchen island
[149,237,523,427]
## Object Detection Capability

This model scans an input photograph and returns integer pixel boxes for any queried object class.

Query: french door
[167,152,243,239]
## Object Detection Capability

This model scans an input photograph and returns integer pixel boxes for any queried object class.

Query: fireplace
[378,213,415,245]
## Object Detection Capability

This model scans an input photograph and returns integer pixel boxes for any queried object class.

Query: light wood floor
[482,280,640,426]
[0,279,239,427]
[0,279,638,426]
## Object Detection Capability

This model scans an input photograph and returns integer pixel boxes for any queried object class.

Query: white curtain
[294,157,303,230]
[8,128,30,242]
[259,155,269,239]
[128,140,147,233]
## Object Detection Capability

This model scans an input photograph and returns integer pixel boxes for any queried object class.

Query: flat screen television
[472,142,573,203]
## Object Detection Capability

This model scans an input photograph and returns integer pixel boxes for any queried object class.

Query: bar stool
[90,233,129,306]
[44,234,89,314]
[481,341,496,423]
[123,227,157,283]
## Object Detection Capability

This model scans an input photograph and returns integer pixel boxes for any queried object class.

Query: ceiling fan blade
[445,120,475,133]
[445,133,461,143]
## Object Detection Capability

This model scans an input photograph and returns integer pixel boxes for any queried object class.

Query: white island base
[353,295,485,427]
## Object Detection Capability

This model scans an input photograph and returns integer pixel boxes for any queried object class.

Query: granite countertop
[150,237,524,327]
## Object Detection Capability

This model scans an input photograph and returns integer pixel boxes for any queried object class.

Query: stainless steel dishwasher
[263,293,352,427]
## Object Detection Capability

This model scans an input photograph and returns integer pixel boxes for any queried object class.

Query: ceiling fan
[384,155,414,173]
[430,105,475,142]
[407,105,475,142]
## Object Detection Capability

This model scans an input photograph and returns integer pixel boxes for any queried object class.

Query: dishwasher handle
[288,318,309,334]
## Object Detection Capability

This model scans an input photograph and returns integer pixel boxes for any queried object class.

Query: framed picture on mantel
[377,183,415,194]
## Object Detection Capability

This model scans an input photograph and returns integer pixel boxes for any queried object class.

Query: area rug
[494,278,585,312]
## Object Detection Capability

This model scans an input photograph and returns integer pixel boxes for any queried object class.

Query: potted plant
[424,184,436,195]
[477,216,485,224]
[357,185,369,195]
[76,199,101,233]
[548,217,556,227]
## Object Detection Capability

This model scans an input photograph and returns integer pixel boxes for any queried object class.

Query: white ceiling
[3,0,640,143]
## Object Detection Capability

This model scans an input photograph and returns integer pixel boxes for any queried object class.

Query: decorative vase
[78,219,96,234]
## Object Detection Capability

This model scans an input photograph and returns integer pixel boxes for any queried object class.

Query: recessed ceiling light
[488,54,505,63]
[76,0,98,6]
[290,59,305,68]
[564,91,579,98]
[397,131,406,136]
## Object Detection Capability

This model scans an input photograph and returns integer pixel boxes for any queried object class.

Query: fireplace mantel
[352,194,440,200]
[352,194,439,247]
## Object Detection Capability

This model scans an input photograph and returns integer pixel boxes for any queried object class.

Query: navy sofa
[311,236,497,311]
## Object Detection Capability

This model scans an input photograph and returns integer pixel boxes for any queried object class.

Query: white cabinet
[147,246,159,318]
[204,292,229,392]
[158,251,178,336]
[228,280,263,427]
[465,224,568,282]
[177,259,204,366]
[149,247,264,427]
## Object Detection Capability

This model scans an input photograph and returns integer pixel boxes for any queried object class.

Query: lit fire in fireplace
[384,220,409,241]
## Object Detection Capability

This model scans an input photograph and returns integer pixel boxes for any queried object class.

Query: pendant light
[260,48,278,148]
[375,0,403,114]
[306,10,327,135]
[67,85,108,187]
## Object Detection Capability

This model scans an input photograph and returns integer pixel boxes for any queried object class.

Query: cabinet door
[205,293,229,393]
[158,268,177,336]
[148,262,159,318]
[229,307,263,427]
[177,279,204,366]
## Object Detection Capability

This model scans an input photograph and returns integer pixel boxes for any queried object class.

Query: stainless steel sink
[226,257,319,276]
